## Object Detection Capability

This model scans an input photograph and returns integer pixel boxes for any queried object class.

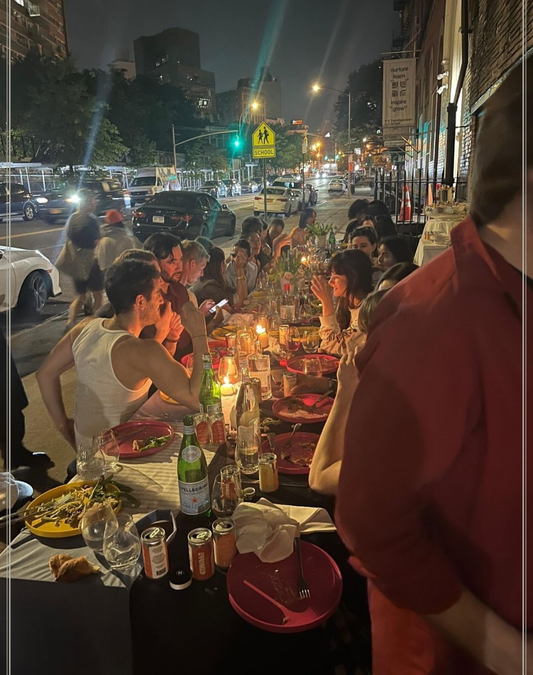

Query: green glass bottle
[199,354,222,416]
[177,414,210,517]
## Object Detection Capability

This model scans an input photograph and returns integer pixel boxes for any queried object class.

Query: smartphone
[208,298,229,314]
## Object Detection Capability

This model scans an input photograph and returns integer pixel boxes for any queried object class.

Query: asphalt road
[3,177,372,376]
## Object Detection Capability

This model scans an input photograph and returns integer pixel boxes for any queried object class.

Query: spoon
[284,423,302,448]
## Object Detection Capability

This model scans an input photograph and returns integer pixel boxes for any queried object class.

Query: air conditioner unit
[26,1,40,17]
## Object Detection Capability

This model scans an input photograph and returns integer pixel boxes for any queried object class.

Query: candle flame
[256,325,266,335]
[224,375,230,385]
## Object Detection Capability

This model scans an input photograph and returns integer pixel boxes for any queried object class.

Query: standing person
[62,189,103,330]
[336,57,532,675]
[96,210,140,277]
[311,249,373,355]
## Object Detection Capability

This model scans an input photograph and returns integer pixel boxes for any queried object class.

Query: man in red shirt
[337,57,531,674]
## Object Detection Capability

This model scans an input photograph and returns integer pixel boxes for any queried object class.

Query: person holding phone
[190,246,248,310]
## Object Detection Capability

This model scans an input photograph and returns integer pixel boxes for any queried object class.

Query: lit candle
[220,375,235,396]
[255,325,269,349]
[301,256,307,264]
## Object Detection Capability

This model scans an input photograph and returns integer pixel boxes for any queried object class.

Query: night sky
[64,0,398,132]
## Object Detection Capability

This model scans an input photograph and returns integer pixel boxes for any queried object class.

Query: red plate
[181,340,227,370]
[272,395,334,424]
[286,354,339,375]
[111,421,175,459]
[227,541,342,633]
[261,432,319,474]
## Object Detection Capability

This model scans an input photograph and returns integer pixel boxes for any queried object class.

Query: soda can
[141,526,169,579]
[194,413,211,447]
[212,518,237,569]
[209,412,226,446]
[188,528,215,580]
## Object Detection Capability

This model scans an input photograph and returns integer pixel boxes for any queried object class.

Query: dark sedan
[36,179,126,222]
[132,191,236,242]
[0,183,39,221]
[200,180,227,199]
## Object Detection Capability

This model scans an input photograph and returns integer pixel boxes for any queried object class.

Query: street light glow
[312,84,320,92]
[251,100,259,110]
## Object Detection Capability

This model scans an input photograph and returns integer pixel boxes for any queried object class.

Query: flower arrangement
[307,222,332,237]
[268,249,305,283]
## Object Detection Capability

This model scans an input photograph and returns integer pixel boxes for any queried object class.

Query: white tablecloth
[413,240,449,266]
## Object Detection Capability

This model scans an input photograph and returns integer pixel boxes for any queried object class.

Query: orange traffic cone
[399,184,412,221]
[427,183,434,206]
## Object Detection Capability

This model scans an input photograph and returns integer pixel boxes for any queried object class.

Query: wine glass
[211,473,243,518]
[303,356,323,377]
[285,327,301,354]
[77,442,106,480]
[218,355,240,385]
[95,430,121,474]
[103,513,141,571]
[80,503,118,552]
[301,329,320,354]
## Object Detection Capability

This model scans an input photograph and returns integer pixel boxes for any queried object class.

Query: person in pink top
[336,56,532,674]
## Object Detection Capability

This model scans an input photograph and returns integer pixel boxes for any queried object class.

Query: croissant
[49,554,100,582]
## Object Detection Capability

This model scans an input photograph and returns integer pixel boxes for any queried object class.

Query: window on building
[14,0,24,5]
[157,75,164,83]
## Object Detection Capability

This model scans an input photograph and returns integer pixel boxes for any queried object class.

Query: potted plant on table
[307,222,332,249]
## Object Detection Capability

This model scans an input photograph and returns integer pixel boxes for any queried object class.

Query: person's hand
[291,374,331,395]
[211,306,225,328]
[273,232,290,252]
[198,299,215,315]
[180,301,207,339]
[311,275,334,312]
[166,312,183,342]
[59,418,76,449]
[337,350,360,397]
[234,251,247,273]
[154,301,173,341]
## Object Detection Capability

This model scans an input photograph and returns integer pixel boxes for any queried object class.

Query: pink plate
[181,340,227,370]
[261,432,319,475]
[227,541,342,633]
[286,354,339,375]
[111,421,175,459]
[272,394,334,425]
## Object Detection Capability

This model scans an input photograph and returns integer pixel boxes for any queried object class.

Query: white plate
[152,215,165,223]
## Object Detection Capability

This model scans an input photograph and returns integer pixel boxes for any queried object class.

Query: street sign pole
[263,159,267,220]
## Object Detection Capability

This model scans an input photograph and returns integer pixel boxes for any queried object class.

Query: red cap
[105,209,123,225]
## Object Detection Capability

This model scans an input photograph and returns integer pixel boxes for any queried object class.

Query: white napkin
[232,498,336,563]
[224,313,255,326]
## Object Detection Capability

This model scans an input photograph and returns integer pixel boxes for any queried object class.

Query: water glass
[211,473,243,518]
[303,356,323,377]
[285,327,301,354]
[95,430,121,473]
[236,423,260,475]
[280,295,297,322]
[103,513,141,571]
[80,503,118,552]
[248,353,272,400]
[218,355,240,385]
[302,329,320,354]
[77,442,106,480]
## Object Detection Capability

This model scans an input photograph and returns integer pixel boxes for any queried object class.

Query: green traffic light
[234,137,241,148]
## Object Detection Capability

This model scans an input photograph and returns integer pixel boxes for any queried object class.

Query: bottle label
[179,477,210,515]
[182,445,201,462]
[183,425,195,435]
[206,403,222,415]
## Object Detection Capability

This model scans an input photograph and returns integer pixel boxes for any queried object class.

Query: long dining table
[0,337,371,675]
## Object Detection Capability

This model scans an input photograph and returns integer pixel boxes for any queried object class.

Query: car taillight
[171,214,192,223]
[254,196,261,200]
[124,190,130,195]
[132,210,145,219]
[279,198,288,202]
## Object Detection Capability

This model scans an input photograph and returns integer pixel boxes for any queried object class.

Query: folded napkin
[232,498,336,563]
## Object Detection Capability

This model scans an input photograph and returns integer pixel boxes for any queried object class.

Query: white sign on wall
[382,58,416,128]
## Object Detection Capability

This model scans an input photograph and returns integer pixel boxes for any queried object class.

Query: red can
[210,413,226,446]
[141,526,169,579]
[188,528,214,580]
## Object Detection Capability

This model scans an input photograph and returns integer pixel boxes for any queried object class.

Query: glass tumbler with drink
[248,353,272,400]
[235,422,260,475]
[103,513,141,571]
[80,503,118,552]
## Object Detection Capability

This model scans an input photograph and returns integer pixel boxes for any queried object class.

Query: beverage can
[212,519,237,569]
[193,413,211,446]
[283,372,298,397]
[188,528,215,580]
[209,412,226,446]
[141,526,169,579]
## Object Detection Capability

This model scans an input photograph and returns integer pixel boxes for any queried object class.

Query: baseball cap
[105,209,124,225]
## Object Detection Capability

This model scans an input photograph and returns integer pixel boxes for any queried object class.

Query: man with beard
[37,258,209,449]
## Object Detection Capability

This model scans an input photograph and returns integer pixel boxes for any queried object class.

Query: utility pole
[172,124,177,174]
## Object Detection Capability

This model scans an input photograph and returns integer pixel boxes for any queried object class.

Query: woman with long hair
[377,236,413,272]
[190,246,248,308]
[311,249,373,355]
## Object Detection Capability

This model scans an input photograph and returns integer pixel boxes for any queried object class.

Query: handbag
[56,240,95,282]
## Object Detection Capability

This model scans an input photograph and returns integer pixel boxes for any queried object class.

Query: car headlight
[66,195,80,204]
[36,197,48,204]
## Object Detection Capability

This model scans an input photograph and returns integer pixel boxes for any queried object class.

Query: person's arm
[309,352,359,495]
[161,312,183,357]
[233,252,248,305]
[35,319,93,448]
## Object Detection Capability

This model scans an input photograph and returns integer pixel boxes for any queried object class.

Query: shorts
[73,261,104,295]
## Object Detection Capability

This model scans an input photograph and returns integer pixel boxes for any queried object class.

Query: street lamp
[239,100,259,128]
[311,84,351,151]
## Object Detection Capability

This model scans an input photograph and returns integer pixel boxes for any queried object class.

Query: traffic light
[233,136,241,148]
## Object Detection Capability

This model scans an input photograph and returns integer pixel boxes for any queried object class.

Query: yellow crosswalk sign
[252,121,276,158]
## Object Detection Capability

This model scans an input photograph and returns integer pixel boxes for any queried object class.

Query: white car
[253,187,298,217]
[0,246,61,315]
[328,178,347,194]
[272,179,311,209]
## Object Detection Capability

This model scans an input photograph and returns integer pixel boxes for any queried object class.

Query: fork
[284,423,302,448]
[295,536,311,599]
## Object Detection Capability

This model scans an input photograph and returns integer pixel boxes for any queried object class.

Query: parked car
[272,178,311,209]
[132,191,236,242]
[126,167,175,207]
[241,180,259,193]
[0,183,39,222]
[37,179,126,223]
[0,245,61,315]
[253,187,298,217]
[200,180,227,199]
[328,178,347,194]
[222,179,242,196]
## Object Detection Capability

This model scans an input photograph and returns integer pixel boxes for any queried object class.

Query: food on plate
[49,554,100,582]
[261,418,282,430]
[280,397,333,420]
[280,441,317,467]
[132,434,171,452]
[27,477,139,529]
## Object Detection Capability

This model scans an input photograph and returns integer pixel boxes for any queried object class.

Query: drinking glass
[285,327,301,354]
[211,473,243,518]
[280,295,297,322]
[77,442,106,480]
[302,329,320,354]
[218,355,240,385]
[303,356,323,377]
[80,503,118,552]
[236,423,260,475]
[103,513,141,571]
[248,353,272,400]
[95,430,121,473]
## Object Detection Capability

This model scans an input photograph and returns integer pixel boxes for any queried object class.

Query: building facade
[134,27,216,121]
[238,67,282,121]
[390,0,532,190]
[216,87,266,126]
[0,0,68,61]
[109,48,136,80]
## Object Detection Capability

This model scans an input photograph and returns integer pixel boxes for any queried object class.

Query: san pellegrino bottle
[328,229,336,252]
[178,414,210,516]
[199,354,222,416]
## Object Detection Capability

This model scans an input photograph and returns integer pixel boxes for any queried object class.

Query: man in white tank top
[36,259,210,449]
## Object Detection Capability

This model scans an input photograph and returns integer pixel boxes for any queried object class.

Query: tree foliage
[268,125,305,171]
